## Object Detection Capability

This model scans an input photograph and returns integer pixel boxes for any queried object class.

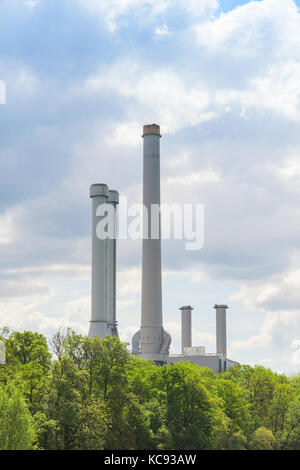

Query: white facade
[184,346,206,356]
[168,354,238,374]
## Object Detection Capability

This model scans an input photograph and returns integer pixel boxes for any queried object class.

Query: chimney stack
[132,124,171,363]
[106,190,119,337]
[180,306,193,355]
[89,183,119,339]
[214,304,228,357]
[89,183,109,338]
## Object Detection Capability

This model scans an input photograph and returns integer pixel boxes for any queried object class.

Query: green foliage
[277,396,300,449]
[73,398,111,450]
[163,362,216,449]
[5,331,52,371]
[215,377,252,436]
[0,384,36,449]
[0,327,299,450]
[248,426,275,450]
[44,356,89,449]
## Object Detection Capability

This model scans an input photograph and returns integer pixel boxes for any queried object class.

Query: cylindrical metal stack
[89,183,119,339]
[214,304,228,357]
[180,305,193,355]
[140,124,163,358]
[133,124,171,363]
[106,190,119,337]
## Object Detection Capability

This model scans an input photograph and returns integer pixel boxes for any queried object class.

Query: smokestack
[214,304,228,357]
[180,306,193,355]
[132,124,171,363]
[106,190,119,337]
[89,183,109,338]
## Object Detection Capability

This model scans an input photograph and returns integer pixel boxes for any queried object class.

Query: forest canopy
[0,327,299,450]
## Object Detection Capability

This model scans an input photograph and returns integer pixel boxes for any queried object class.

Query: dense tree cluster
[0,327,299,450]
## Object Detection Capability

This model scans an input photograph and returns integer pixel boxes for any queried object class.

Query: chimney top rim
[142,123,161,137]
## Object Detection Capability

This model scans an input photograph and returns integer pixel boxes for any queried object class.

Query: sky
[1,0,300,373]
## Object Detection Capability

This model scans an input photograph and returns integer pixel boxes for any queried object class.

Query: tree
[1,327,300,450]
[248,426,275,450]
[213,416,247,450]
[163,362,215,449]
[215,377,252,436]
[6,331,51,371]
[33,412,59,450]
[44,357,88,449]
[268,383,294,436]
[73,397,111,450]
[278,396,300,450]
[14,362,49,414]
[0,384,36,450]
[226,364,277,429]
[126,356,168,449]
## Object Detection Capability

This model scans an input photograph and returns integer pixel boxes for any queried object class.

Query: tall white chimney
[106,190,119,337]
[89,183,109,338]
[132,124,171,363]
[180,305,193,355]
[214,304,228,357]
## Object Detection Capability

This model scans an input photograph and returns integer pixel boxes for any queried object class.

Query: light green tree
[6,331,51,371]
[248,426,275,450]
[0,385,36,450]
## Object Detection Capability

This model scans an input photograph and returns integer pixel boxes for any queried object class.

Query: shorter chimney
[214,304,228,357]
[179,306,193,355]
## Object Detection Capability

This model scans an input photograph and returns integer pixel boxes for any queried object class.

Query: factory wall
[168,355,238,374]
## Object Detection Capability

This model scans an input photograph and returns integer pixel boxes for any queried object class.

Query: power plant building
[167,305,238,373]
[89,123,238,373]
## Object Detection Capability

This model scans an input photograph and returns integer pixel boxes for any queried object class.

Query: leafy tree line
[0,327,299,450]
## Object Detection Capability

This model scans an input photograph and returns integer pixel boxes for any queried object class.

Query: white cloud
[155,23,172,36]
[0,212,15,245]
[15,67,39,96]
[0,279,49,298]
[106,122,141,148]
[215,62,300,120]
[24,0,40,8]
[78,0,219,32]
[229,267,300,365]
[165,152,190,170]
[230,268,300,311]
[117,268,141,296]
[193,0,300,120]
[195,0,300,56]
[166,169,220,186]
[277,154,300,184]
[86,61,216,133]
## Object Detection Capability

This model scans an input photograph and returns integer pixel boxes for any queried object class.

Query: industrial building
[88,123,238,373]
[167,305,238,373]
